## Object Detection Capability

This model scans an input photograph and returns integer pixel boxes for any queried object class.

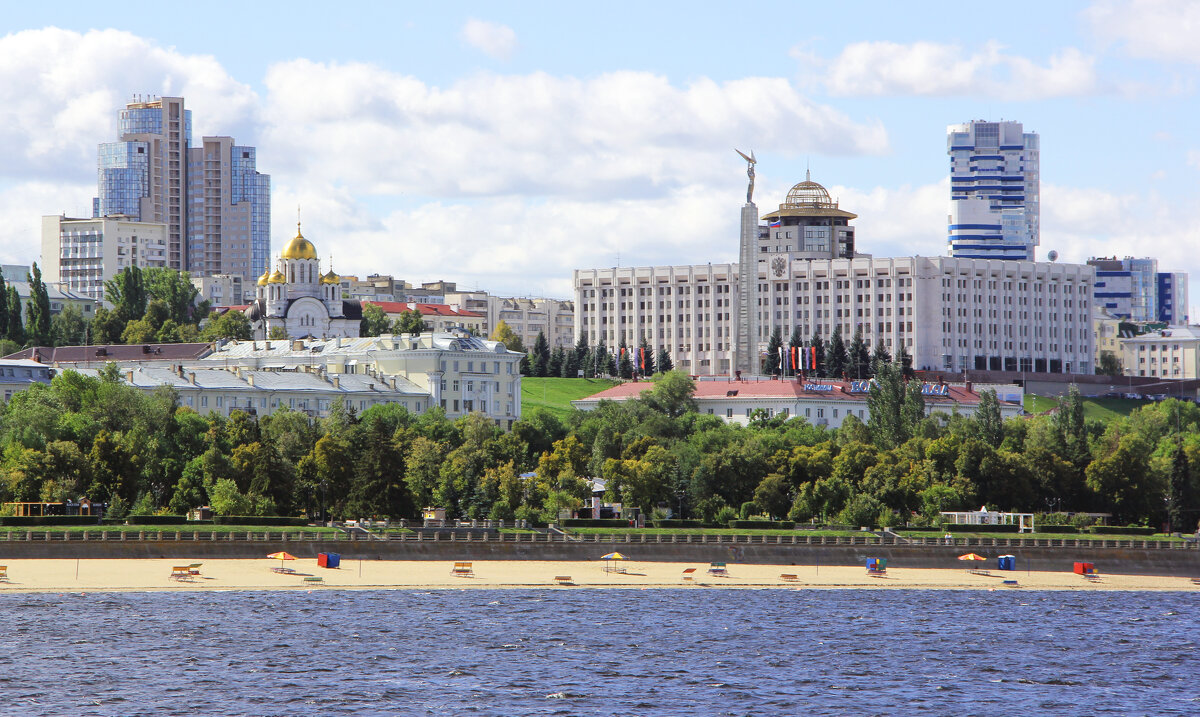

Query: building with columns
[575,171,1094,376]
[245,223,361,339]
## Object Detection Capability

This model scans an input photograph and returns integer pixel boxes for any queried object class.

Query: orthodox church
[244,223,362,339]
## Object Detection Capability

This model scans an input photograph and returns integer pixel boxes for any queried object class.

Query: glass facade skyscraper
[94,96,268,298]
[947,120,1040,261]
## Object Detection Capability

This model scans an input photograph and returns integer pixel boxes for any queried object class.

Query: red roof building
[572,377,1024,428]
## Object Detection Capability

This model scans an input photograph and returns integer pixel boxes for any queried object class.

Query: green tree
[642,371,697,418]
[636,335,655,375]
[548,347,564,378]
[142,268,204,324]
[0,272,8,340]
[104,266,146,322]
[199,310,253,341]
[866,361,908,449]
[267,326,289,340]
[532,331,550,377]
[359,303,391,337]
[825,326,847,379]
[1097,351,1123,377]
[50,305,88,346]
[560,347,579,377]
[24,263,51,346]
[121,318,157,344]
[393,309,426,334]
[489,319,526,353]
[617,339,633,379]
[869,342,891,375]
[656,347,673,373]
[763,327,783,375]
[847,326,869,379]
[808,331,825,377]
[89,307,122,344]
[975,389,1004,448]
[1166,441,1190,532]
[897,342,915,379]
[208,478,252,515]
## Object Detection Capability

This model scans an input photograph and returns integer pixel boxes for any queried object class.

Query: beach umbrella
[957,553,986,561]
[600,552,627,572]
[268,551,297,570]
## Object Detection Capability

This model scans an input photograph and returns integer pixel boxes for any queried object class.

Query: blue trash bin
[997,555,1015,571]
[326,552,340,569]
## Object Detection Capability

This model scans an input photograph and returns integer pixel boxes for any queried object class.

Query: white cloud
[814,40,1098,99]
[0,27,258,181]
[260,61,889,202]
[1085,0,1200,64]
[0,180,93,265]
[460,19,518,61]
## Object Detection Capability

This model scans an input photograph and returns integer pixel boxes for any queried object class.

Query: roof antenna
[806,157,811,182]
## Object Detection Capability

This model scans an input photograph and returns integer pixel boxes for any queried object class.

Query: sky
[1,0,1198,310]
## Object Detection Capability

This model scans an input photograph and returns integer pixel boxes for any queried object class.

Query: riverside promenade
[2,530,1198,576]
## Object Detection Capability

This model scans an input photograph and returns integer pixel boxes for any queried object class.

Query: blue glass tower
[947,120,1040,261]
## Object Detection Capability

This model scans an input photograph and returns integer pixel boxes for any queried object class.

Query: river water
[0,589,1195,716]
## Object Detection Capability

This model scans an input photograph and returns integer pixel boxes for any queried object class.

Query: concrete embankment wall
[3,539,1198,577]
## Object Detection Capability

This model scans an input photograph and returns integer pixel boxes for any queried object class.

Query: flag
[768,220,781,228]
[810,346,817,371]
[639,347,645,371]
[778,346,784,370]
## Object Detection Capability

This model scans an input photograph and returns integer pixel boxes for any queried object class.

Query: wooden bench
[0,565,8,582]
[554,576,573,585]
[452,562,474,577]
[681,568,697,581]
[303,576,324,585]
[708,562,728,577]
[170,566,192,581]
[187,563,203,576]
[780,573,799,582]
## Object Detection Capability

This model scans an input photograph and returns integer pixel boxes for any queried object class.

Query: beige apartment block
[41,215,168,304]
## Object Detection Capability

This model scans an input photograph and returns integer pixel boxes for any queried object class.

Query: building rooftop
[6,343,214,364]
[576,377,992,406]
[364,301,484,318]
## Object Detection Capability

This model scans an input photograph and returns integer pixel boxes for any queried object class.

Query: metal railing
[0,530,1194,550]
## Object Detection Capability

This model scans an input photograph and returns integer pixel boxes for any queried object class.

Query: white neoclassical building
[245,223,361,339]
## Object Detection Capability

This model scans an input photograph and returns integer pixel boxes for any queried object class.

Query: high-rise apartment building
[187,137,270,286]
[1087,256,1189,324]
[94,96,268,298]
[947,120,1040,261]
[41,215,169,303]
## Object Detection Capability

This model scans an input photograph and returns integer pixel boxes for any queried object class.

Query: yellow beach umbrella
[267,551,298,570]
[957,553,986,561]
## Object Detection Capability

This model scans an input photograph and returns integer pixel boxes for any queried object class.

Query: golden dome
[256,269,271,286]
[268,270,286,284]
[281,222,318,260]
[320,270,339,285]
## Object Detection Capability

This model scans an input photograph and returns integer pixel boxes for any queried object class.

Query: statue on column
[735,149,756,204]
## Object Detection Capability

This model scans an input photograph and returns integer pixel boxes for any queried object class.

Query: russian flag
[768,220,781,228]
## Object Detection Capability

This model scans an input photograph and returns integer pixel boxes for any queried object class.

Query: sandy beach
[0,558,1196,593]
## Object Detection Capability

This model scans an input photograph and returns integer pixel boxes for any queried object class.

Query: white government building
[575,172,1094,376]
[10,332,525,427]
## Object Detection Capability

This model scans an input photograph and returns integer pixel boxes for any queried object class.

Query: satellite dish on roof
[1047,250,1059,262]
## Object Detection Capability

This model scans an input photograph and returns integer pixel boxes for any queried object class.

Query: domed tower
[265,264,287,317]
[320,268,343,317]
[255,267,270,301]
[759,170,858,261]
[279,221,320,301]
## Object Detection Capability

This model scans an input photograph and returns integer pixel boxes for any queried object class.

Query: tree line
[490,323,674,379]
[0,362,1195,531]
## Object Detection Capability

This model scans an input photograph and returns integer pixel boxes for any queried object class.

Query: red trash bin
[317,553,329,568]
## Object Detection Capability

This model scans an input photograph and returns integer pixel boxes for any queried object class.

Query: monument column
[733,149,759,376]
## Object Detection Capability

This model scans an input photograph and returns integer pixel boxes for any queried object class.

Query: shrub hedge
[125,515,187,525]
[560,518,631,528]
[941,524,1022,533]
[1087,525,1156,536]
[726,520,795,529]
[651,519,706,528]
[213,516,310,526]
[0,515,101,526]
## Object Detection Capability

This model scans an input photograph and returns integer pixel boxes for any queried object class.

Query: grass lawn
[562,527,867,538]
[1023,394,1153,421]
[900,530,1181,542]
[521,377,620,419]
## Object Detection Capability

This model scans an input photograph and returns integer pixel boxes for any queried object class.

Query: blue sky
[1,1,1198,310]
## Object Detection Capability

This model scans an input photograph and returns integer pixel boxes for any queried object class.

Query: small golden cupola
[256,268,271,286]
[268,269,286,284]
[280,221,318,260]
[320,269,339,285]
